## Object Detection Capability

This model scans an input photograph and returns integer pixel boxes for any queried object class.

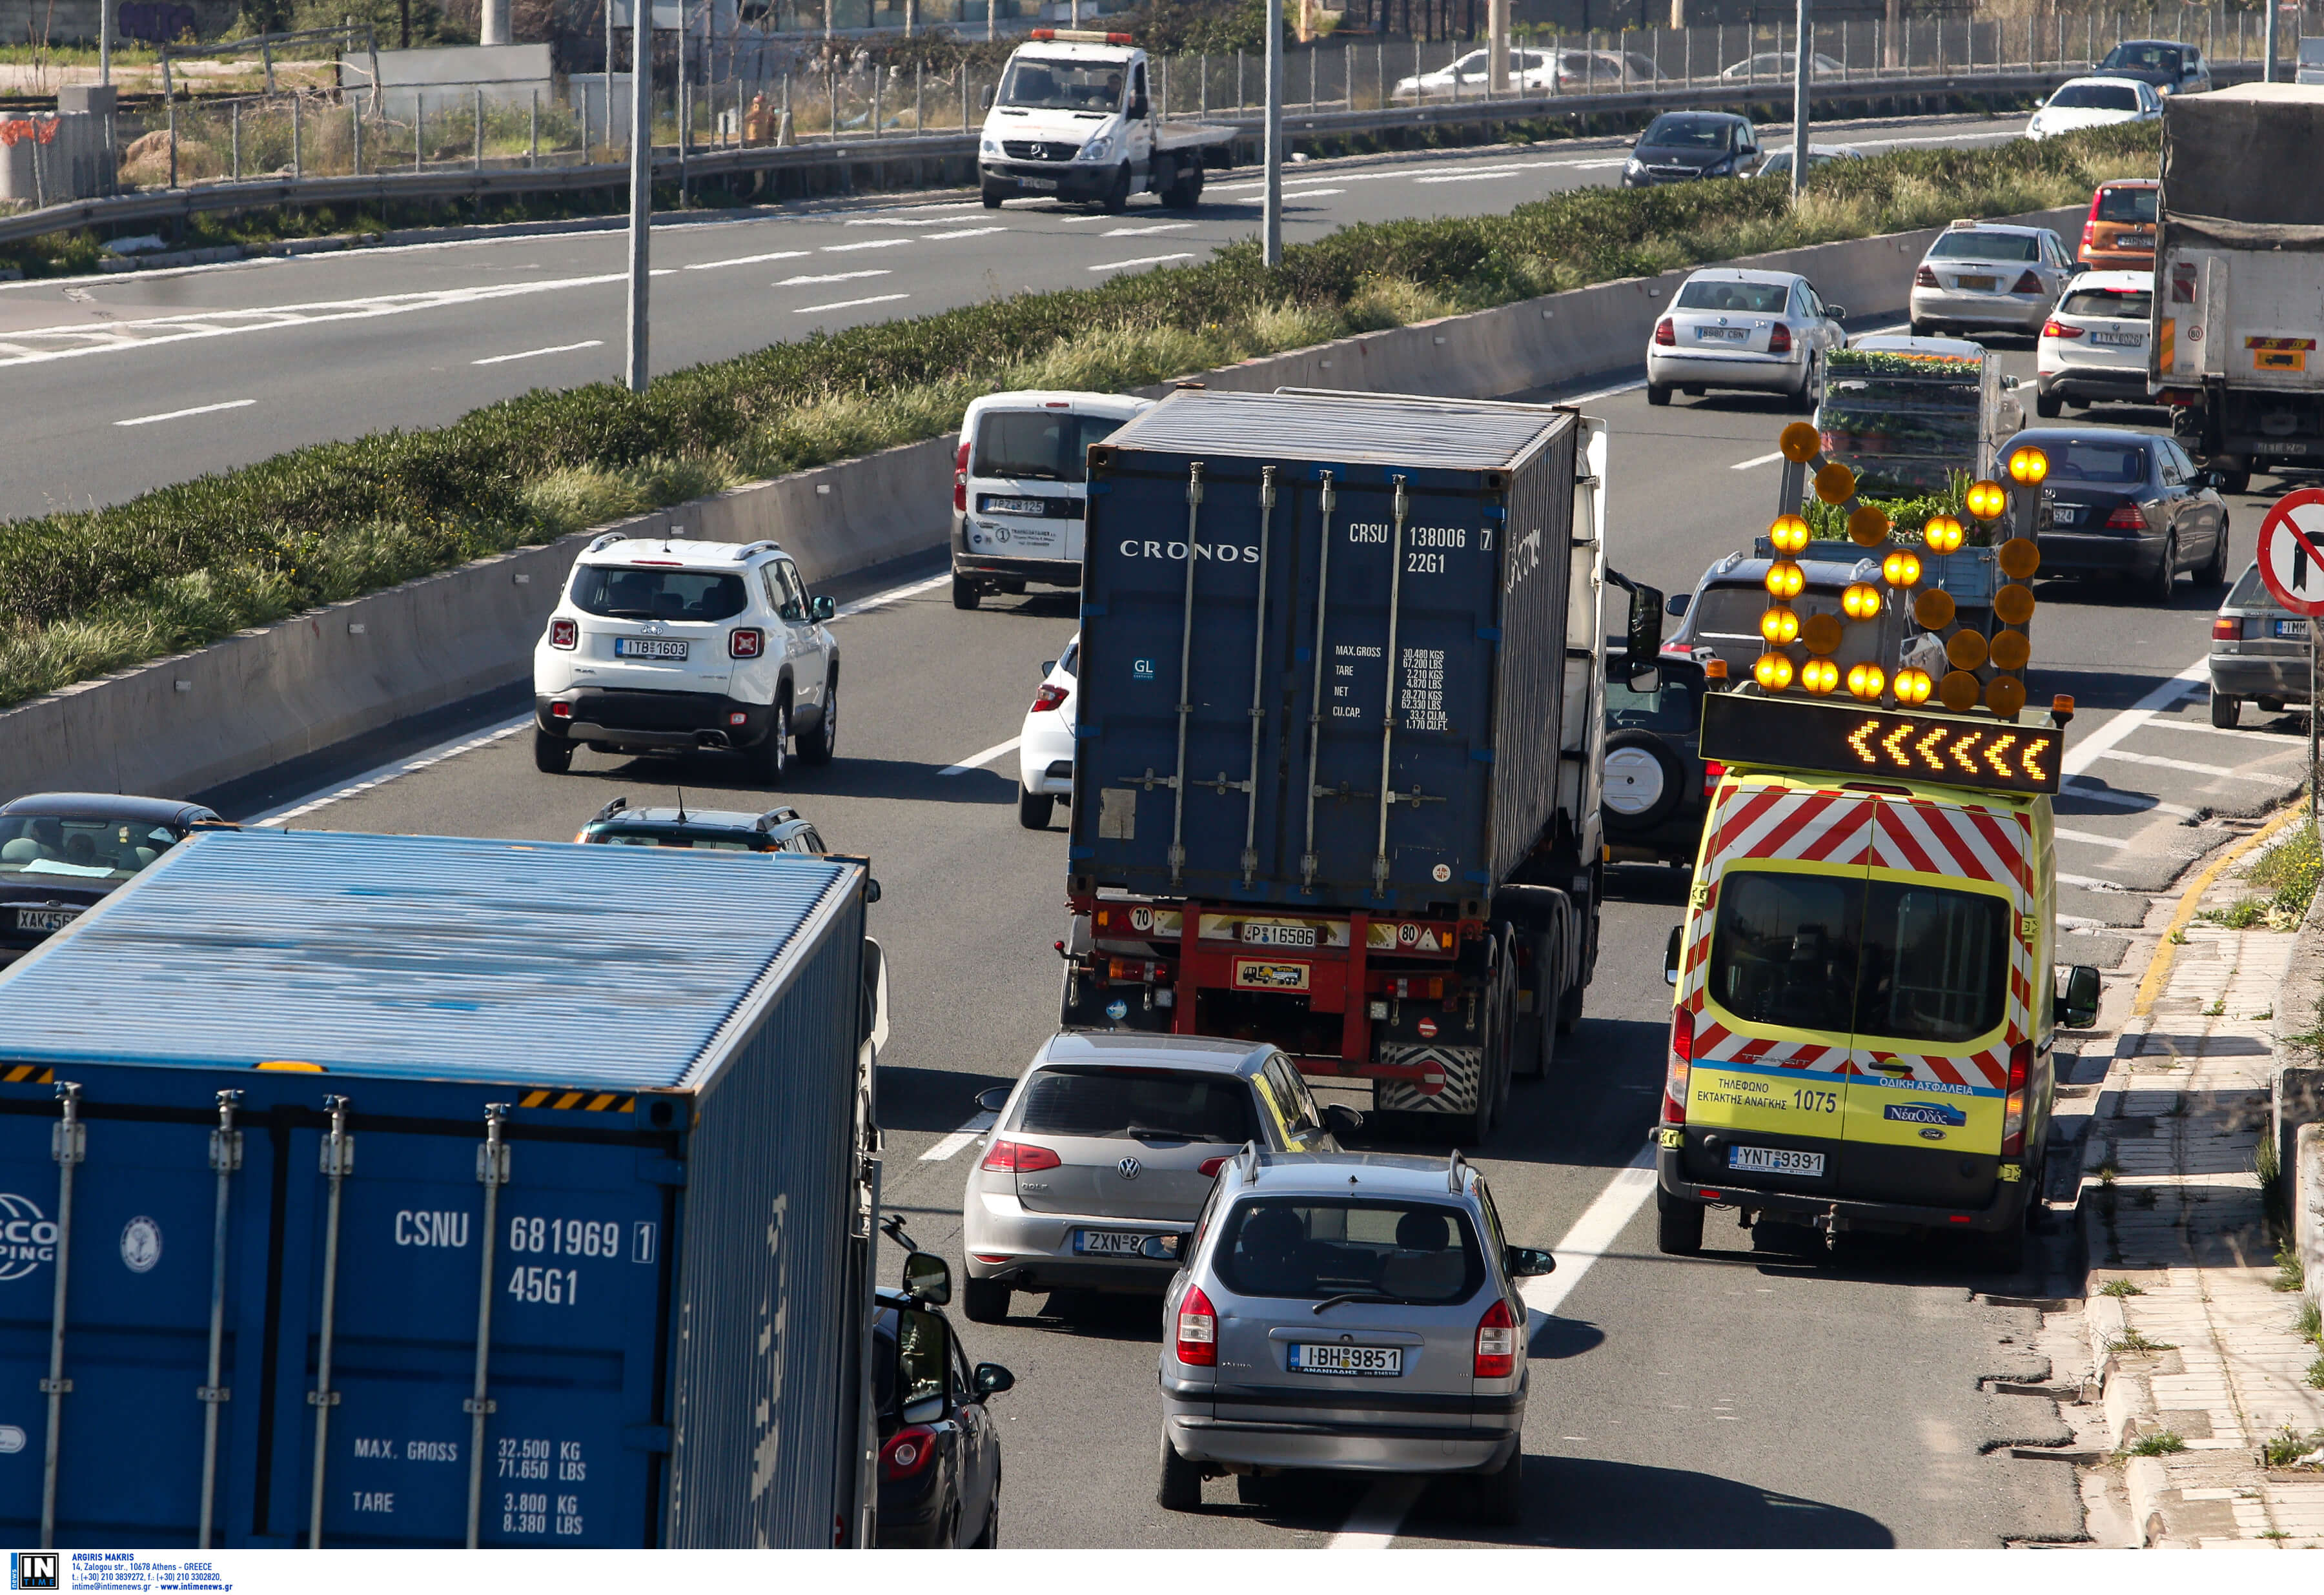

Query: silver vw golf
[1157,1149,1554,1523]
[959,1032,1354,1325]
[1646,267,1849,411]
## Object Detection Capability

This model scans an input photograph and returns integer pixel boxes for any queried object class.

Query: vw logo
[1117,1157,1142,1180]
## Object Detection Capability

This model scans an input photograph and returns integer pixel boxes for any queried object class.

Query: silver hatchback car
[961,1032,1354,1324]
[1157,1149,1554,1524]
[1646,267,1848,411]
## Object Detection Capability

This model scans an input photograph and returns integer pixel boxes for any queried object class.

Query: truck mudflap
[1371,1044,1483,1116]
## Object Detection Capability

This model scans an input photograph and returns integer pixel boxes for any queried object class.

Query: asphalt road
[0,110,2029,524]
[189,316,2319,1546]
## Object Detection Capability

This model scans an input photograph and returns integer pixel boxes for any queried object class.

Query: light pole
[1791,0,1811,199]
[1264,0,1283,267]
[627,3,654,394]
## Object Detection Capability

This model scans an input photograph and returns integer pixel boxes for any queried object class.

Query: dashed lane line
[2054,827,2132,849]
[681,249,810,269]
[1730,450,1786,471]
[471,340,603,365]
[920,1113,998,1161]
[116,398,256,427]
[939,737,1021,777]
[794,293,911,314]
[2089,746,2278,780]
[1086,253,1196,272]
[2061,779,2198,818]
[776,269,891,287]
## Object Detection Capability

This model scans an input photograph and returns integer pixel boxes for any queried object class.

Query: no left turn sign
[2255,487,2324,618]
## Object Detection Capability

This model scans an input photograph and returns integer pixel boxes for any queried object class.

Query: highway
[193,323,2310,1547]
[0,110,2029,523]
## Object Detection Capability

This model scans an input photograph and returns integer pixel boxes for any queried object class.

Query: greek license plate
[1728,1144,1826,1177]
[1021,177,1058,190]
[984,498,1048,516]
[1074,1229,1152,1257]
[1955,274,1998,290]
[2276,619,2309,638]
[2090,330,2145,347]
[1289,1343,1403,1376]
[2049,507,2082,526]
[2121,230,2154,245]
[615,637,689,660]
[1696,325,1748,343]
[1242,922,1318,948]
[14,908,78,933]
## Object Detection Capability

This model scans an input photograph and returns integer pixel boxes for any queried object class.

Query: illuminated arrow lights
[1753,423,2048,722]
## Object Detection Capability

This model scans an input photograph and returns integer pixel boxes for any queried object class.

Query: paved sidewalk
[2072,828,2324,1547]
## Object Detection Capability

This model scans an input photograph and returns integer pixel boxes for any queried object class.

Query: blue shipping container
[1071,389,1584,911]
[0,829,879,1549]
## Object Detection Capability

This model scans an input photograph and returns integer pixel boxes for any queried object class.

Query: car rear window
[2094,185,2158,224]
[1690,582,1846,639]
[1706,869,2010,1045]
[1928,230,2039,261]
[2029,439,2150,483]
[973,410,1128,485]
[1212,1197,1483,1304]
[2101,43,2179,72]
[2226,565,2287,611]
[570,566,749,622]
[1676,279,1789,314]
[589,830,762,851]
[1606,663,1701,735]
[0,817,181,883]
[2059,287,2152,320]
[2050,81,2142,110]
[1013,1066,1256,1143]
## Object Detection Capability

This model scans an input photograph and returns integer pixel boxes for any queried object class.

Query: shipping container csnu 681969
[0,829,884,1549]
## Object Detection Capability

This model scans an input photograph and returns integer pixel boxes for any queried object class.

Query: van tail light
[1030,683,1070,713]
[729,627,764,659]
[2081,221,2097,253]
[1663,1008,1694,1125]
[1198,1155,1230,1178]
[1473,1297,1517,1379]
[549,618,578,649]
[2105,502,2148,531]
[953,440,970,513]
[2012,270,2043,294]
[1914,265,1939,288]
[1768,321,1791,356]
[980,1139,1062,1173]
[1653,318,1675,347]
[2042,319,2082,340]
[881,1424,939,1481]
[1175,1285,1218,1366]
[1702,759,1725,797]
[1999,1040,2032,1159]
[2212,616,2243,641]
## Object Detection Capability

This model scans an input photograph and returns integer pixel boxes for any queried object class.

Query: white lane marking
[1412,166,1531,185]
[1103,222,1196,236]
[1087,252,1195,272]
[836,571,952,619]
[822,238,918,252]
[1332,1142,1657,1550]
[1280,186,1346,198]
[920,226,1010,240]
[939,736,1021,777]
[247,720,531,827]
[794,293,911,314]
[845,203,988,223]
[2059,658,2207,776]
[2054,826,2131,849]
[2058,871,2126,893]
[472,339,604,365]
[776,269,891,287]
[681,249,810,270]
[2142,717,2305,745]
[114,398,256,427]
[1327,1479,1425,1550]
[2061,776,2196,818]
[2091,746,2274,780]
[1729,450,1786,471]
[921,1113,998,1161]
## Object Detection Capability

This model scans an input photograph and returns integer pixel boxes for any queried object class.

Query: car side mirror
[902,1250,952,1306]
[1626,667,1662,694]
[1322,1102,1364,1139]
[980,86,995,110]
[811,594,836,621]
[2002,374,2022,391]
[1503,1245,1557,1278]
[1664,592,1691,618]
[1627,583,1666,664]
[1824,303,1846,320]
[2059,964,2101,1029]
[973,1362,1015,1399]
[974,1084,1011,1115]
[1664,924,1684,987]
[863,877,881,904]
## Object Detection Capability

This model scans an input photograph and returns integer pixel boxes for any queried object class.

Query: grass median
[0,121,2158,716]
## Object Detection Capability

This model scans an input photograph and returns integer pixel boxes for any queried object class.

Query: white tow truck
[977,30,1237,212]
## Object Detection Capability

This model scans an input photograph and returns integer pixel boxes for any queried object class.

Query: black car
[1602,651,1713,868]
[875,1229,1014,1548]
[1623,111,1759,187]
[0,793,227,964]
[2094,38,2212,96]
[2011,427,2233,601]
[574,797,829,853]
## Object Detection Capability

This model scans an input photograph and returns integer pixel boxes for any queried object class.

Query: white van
[952,389,1153,609]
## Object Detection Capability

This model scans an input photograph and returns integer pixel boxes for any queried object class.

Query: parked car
[2013,425,2232,600]
[533,534,840,782]
[1646,267,1848,410]
[1602,648,1712,868]
[1751,143,1864,180]
[1156,1148,1556,1523]
[2301,36,2324,85]
[953,389,1154,610]
[2094,37,2213,95]
[1623,110,1759,187]
[873,1220,1015,1548]
[1017,635,1078,829]
[0,794,227,966]
[961,1032,1357,1323]
[1719,50,1843,79]
[2208,561,2314,727]
[2077,178,2159,270]
[2037,270,2154,416]
[2026,74,2163,141]
[1391,46,1556,99]
[1908,221,2077,338]
[575,796,831,853]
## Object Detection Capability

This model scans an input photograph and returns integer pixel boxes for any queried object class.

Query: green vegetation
[2260,1425,2323,1469]
[2125,1430,2187,1457]
[0,121,2160,711]
[2107,1327,2176,1355]
[2205,820,2321,931]
[2274,1240,2305,1294]
[2099,1278,2146,1298]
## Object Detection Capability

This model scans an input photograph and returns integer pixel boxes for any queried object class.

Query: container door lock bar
[197,1089,243,1549]
[464,1102,512,1550]
[1300,471,1340,892]
[1166,462,1205,889]
[38,1081,83,1551]
[307,1094,354,1550]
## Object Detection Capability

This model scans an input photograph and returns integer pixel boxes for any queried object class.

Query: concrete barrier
[0,205,2081,805]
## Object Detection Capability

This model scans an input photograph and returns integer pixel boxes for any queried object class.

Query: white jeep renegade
[532,534,840,783]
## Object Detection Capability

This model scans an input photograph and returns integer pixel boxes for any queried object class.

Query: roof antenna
[675,787,688,824]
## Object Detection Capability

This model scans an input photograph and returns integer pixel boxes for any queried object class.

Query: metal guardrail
[0,58,2250,254]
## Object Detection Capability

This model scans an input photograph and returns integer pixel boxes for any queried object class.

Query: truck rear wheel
[1161,163,1204,209]
[1655,1188,1704,1255]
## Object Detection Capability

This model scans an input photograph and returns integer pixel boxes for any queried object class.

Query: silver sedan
[1908,221,2075,338]
[1646,267,1848,411]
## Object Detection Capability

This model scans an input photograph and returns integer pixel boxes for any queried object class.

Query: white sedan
[1646,267,1849,410]
[1017,636,1077,829]
[2026,75,2163,140]
[2036,270,2155,416]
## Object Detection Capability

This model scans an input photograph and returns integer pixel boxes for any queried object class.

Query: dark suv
[1602,652,1712,868]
